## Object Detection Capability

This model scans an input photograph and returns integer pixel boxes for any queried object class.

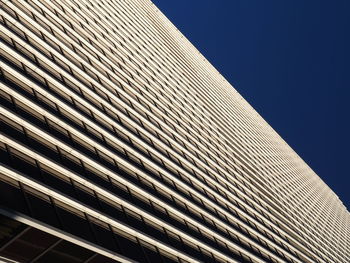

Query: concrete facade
[0,0,349,262]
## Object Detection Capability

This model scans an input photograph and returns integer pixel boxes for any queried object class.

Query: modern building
[0,0,349,262]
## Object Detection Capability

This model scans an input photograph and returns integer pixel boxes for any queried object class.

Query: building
[0,0,349,262]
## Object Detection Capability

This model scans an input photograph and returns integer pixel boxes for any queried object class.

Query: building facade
[0,0,349,262]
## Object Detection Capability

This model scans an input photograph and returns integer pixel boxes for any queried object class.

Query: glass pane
[0,180,29,215]
[143,246,165,263]
[26,193,60,228]
[115,235,145,262]
[55,206,94,242]
[91,222,119,253]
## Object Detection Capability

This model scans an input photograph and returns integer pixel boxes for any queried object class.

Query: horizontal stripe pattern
[0,0,348,262]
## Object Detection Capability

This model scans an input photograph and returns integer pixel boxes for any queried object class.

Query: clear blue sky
[152,0,350,209]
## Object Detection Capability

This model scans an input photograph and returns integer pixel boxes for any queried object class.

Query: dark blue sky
[152,0,350,209]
